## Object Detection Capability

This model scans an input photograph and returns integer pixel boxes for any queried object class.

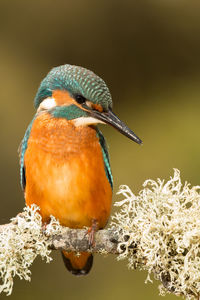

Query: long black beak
[91,109,142,144]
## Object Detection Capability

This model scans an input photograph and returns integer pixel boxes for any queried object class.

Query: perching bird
[20,64,142,275]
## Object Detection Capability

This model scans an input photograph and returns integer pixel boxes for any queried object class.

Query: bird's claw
[86,219,98,248]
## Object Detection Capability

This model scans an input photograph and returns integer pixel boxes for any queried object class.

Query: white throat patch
[73,117,105,127]
[37,98,57,113]
[37,99,105,127]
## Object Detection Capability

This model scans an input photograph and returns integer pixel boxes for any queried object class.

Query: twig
[0,221,120,254]
[50,227,120,253]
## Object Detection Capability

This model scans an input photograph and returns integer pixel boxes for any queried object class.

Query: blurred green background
[1,0,200,299]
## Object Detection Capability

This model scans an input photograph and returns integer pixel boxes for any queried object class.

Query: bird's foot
[42,222,48,233]
[86,219,98,248]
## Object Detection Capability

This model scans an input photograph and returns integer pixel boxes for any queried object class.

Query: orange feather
[24,112,112,229]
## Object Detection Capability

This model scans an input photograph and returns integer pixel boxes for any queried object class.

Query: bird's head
[35,64,142,144]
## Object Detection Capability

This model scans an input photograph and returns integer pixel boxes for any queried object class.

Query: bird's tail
[61,251,93,276]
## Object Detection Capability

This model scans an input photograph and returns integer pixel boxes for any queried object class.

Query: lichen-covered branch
[1,169,200,299]
[51,227,119,253]
[0,223,119,254]
[0,205,122,296]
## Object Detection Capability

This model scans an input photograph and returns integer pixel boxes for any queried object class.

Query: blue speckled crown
[34,64,112,110]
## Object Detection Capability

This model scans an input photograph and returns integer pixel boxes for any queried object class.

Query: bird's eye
[75,94,86,104]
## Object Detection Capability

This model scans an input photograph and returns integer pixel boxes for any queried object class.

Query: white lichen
[1,169,200,298]
[111,169,200,299]
[0,205,61,296]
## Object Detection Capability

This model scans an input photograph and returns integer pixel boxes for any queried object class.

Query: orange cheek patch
[52,90,103,113]
[53,90,77,106]
[91,103,103,112]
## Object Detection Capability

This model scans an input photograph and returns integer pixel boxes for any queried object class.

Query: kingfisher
[19,64,142,276]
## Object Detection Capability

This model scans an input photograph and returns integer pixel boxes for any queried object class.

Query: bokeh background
[1,0,200,299]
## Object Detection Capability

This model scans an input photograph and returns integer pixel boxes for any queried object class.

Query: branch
[0,205,125,296]
[0,222,119,254]
[1,169,200,299]
[51,227,119,253]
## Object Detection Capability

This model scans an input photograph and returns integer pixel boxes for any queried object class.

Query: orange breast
[24,113,112,229]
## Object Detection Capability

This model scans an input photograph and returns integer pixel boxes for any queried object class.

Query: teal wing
[19,118,35,191]
[96,129,113,189]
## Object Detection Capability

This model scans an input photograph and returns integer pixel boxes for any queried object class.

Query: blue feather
[34,64,112,111]
[19,118,35,190]
[96,129,113,189]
